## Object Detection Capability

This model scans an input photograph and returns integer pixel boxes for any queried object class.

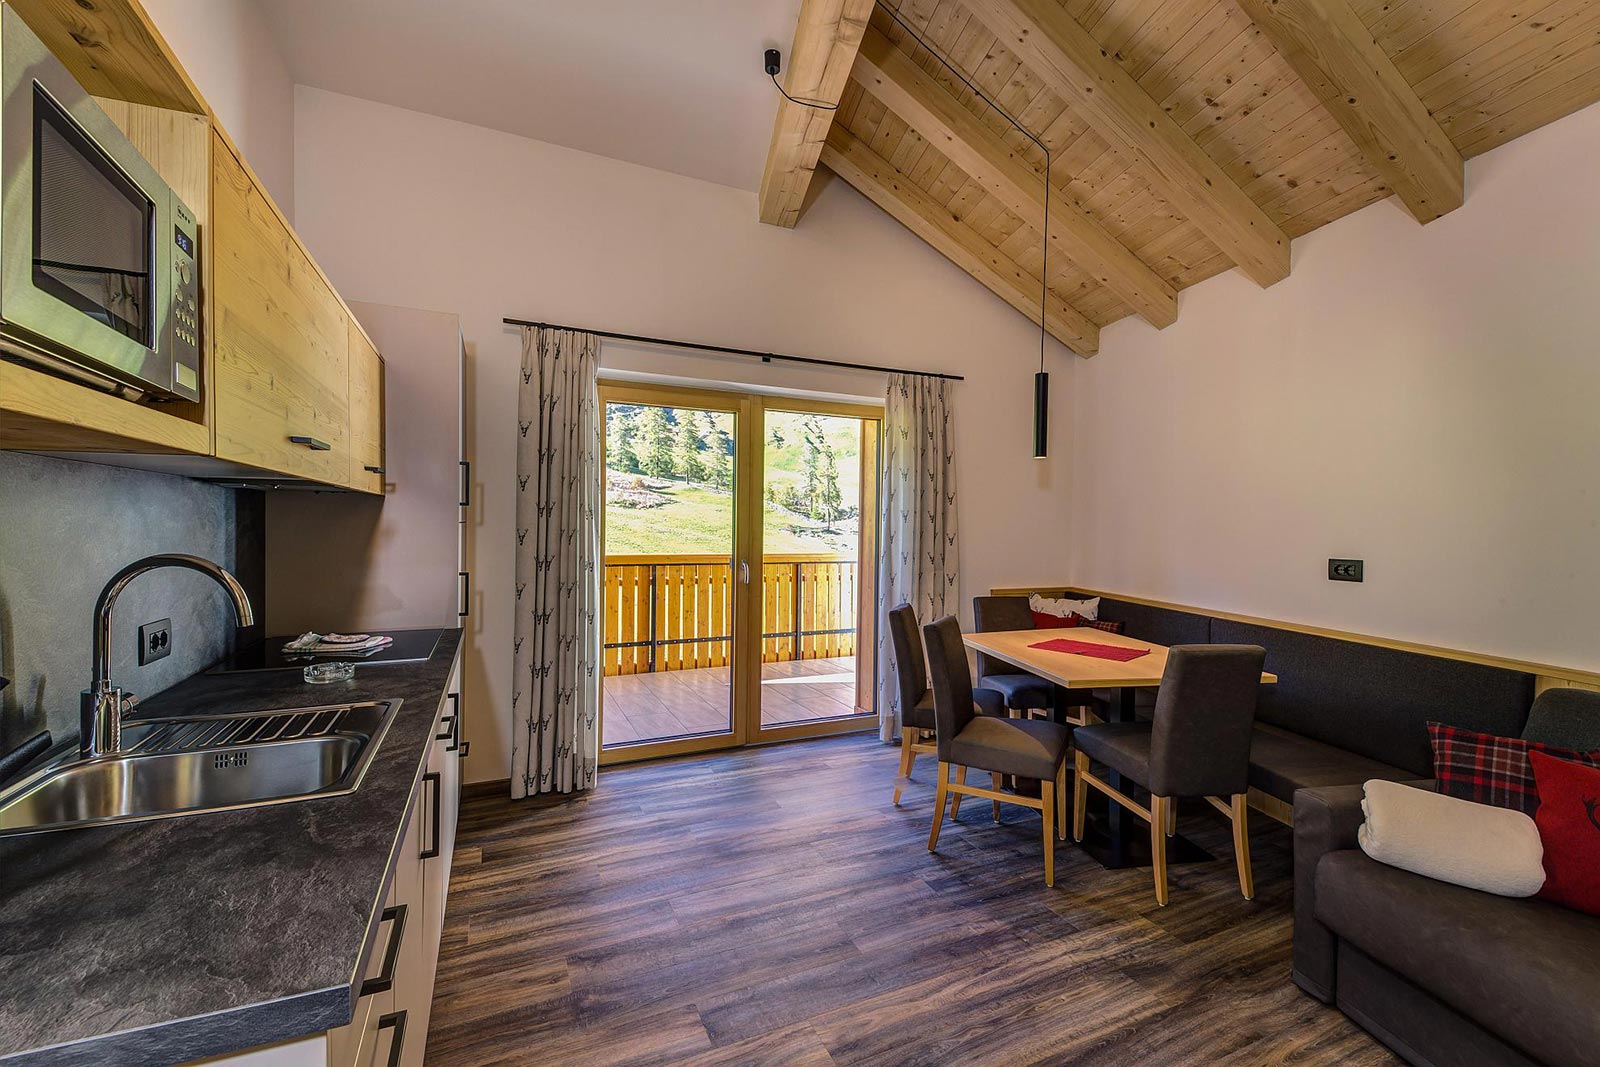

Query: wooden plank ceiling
[761,0,1600,356]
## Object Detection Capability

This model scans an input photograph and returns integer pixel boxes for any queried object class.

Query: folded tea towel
[283,632,394,654]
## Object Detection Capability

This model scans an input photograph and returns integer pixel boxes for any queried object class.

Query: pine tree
[818,446,843,526]
[801,416,824,520]
[641,407,675,480]
[675,421,705,484]
[607,408,641,473]
[708,428,733,489]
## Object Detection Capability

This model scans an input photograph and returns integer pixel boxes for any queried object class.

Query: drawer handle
[436,713,456,742]
[288,435,331,451]
[446,692,461,751]
[363,465,386,474]
[459,459,471,508]
[376,1010,407,1067]
[457,571,470,618]
[420,771,441,860]
[359,903,407,997]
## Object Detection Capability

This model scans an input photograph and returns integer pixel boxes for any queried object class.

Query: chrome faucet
[81,554,256,758]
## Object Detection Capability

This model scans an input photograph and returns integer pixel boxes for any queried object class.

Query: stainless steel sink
[0,701,400,836]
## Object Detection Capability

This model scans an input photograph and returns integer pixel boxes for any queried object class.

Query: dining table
[961,626,1278,870]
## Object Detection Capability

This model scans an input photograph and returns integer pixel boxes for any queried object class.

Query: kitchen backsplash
[0,452,264,754]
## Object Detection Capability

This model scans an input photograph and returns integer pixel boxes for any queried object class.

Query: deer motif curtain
[511,327,601,796]
[876,373,960,743]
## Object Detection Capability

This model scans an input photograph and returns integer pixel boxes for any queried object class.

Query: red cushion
[1530,751,1600,916]
[1029,610,1125,634]
[1429,722,1600,815]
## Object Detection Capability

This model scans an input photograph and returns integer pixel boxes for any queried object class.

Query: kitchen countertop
[0,629,463,1067]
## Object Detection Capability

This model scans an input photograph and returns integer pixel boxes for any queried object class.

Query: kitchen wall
[0,453,263,754]
[1072,98,1600,673]
[291,86,1077,783]
[141,0,296,218]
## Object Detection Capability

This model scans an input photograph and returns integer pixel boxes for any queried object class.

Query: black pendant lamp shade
[1033,371,1049,459]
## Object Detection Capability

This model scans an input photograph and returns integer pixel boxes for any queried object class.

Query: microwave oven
[0,4,200,402]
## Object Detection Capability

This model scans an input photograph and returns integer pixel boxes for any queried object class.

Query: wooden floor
[426,735,1398,1067]
[602,657,861,747]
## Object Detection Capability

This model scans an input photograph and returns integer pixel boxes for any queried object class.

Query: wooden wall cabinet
[347,321,385,494]
[211,130,353,486]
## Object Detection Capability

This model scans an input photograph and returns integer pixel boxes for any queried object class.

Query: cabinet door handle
[435,713,456,742]
[445,692,461,751]
[288,435,331,451]
[376,1010,407,1067]
[459,459,471,508]
[457,571,470,618]
[359,903,407,998]
[363,465,386,474]
[420,772,441,860]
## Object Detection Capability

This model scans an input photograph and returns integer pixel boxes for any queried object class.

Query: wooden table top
[962,628,1278,690]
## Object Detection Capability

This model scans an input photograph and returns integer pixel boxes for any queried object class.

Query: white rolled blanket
[1358,779,1545,897]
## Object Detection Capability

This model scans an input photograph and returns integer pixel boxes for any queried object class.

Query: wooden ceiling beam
[1236,0,1463,223]
[963,0,1290,288]
[822,129,1099,356]
[758,0,874,228]
[852,26,1177,329]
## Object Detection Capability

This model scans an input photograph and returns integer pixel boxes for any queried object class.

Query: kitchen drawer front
[211,131,350,484]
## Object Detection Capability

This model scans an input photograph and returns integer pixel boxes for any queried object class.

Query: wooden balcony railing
[602,553,858,676]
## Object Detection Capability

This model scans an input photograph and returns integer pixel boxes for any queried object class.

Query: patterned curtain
[511,327,601,796]
[875,373,960,742]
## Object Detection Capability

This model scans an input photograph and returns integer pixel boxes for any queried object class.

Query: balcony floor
[602,656,861,748]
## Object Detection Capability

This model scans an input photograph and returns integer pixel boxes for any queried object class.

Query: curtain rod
[502,318,964,381]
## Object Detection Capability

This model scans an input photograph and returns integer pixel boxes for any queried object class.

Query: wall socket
[139,619,172,665]
[1328,559,1364,583]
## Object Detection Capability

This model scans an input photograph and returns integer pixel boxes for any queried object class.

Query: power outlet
[139,619,172,665]
[1328,559,1364,583]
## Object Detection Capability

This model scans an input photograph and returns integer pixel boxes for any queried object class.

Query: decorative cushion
[1429,722,1600,815]
[1529,751,1600,916]
[1028,609,1124,633]
[1029,593,1098,620]
[1357,779,1545,898]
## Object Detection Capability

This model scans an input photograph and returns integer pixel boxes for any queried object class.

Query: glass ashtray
[304,661,357,684]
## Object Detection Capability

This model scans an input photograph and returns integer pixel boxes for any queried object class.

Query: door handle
[359,904,407,997]
[445,692,461,751]
[458,571,470,618]
[420,772,441,859]
[459,459,471,508]
[740,560,750,585]
[376,1011,407,1067]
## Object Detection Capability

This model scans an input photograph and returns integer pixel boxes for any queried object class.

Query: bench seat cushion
[1249,723,1413,802]
[1315,850,1600,1067]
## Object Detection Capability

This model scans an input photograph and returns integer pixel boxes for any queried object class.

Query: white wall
[292,87,1075,782]
[141,0,295,217]
[1073,99,1600,673]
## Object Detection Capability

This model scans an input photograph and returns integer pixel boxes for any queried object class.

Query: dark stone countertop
[0,629,463,1067]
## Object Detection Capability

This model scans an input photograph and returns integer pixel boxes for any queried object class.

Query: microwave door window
[32,87,154,348]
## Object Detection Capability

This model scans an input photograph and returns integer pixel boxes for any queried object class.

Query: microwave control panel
[170,197,201,400]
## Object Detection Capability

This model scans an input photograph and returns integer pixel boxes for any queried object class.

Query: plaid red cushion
[1429,722,1600,815]
[1070,613,1124,634]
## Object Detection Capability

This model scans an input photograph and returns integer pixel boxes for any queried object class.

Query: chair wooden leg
[893,727,917,806]
[1056,760,1068,840]
[1041,780,1057,888]
[1149,796,1170,907]
[950,765,968,820]
[928,762,951,851]
[1166,798,1177,837]
[1072,749,1089,842]
[991,772,1003,822]
[1231,793,1255,900]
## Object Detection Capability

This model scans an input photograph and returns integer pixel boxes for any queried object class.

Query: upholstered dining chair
[888,603,1003,805]
[972,596,1053,719]
[1072,644,1266,906]
[923,614,1074,887]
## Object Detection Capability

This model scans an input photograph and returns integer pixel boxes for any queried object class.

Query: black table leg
[1073,686,1212,870]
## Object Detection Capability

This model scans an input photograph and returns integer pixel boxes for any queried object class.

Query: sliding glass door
[598,381,879,764]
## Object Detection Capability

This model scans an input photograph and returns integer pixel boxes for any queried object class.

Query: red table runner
[1028,637,1150,662]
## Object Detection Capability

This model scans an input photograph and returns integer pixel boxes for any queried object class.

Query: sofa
[1035,588,1600,1066]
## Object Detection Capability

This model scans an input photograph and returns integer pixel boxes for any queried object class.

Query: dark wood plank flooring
[427,734,1398,1067]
